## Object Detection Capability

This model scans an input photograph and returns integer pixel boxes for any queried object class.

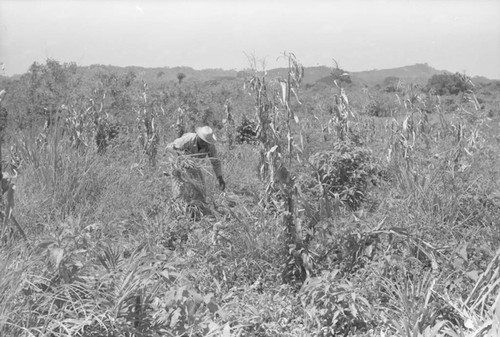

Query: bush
[308,140,377,210]
[364,94,397,117]
[300,270,376,335]
[427,73,469,95]
[235,116,258,144]
[383,76,401,93]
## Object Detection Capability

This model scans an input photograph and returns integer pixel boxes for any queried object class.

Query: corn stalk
[0,90,8,238]
[63,103,95,150]
[245,54,309,283]
[331,86,352,142]
[89,90,112,154]
[223,99,235,150]
[0,90,5,180]
[136,82,160,167]
[389,82,431,171]
[458,73,480,111]
[246,60,274,181]
[276,53,308,283]
[315,63,355,218]
[174,107,186,138]
[328,60,354,142]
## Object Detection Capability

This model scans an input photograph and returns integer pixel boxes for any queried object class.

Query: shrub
[300,270,376,336]
[383,76,401,93]
[364,94,397,117]
[427,73,469,95]
[308,140,377,210]
[235,116,258,144]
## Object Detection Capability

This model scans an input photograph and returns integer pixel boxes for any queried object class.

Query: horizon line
[0,60,497,80]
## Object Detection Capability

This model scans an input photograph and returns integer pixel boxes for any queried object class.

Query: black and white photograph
[1,0,499,336]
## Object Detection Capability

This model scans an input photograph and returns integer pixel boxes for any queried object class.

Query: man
[166,126,226,196]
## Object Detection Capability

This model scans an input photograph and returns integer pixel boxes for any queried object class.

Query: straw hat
[195,126,217,144]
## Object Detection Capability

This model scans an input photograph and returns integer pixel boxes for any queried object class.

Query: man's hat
[195,126,217,144]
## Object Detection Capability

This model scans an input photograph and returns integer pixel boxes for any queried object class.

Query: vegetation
[0,57,499,336]
[426,73,470,96]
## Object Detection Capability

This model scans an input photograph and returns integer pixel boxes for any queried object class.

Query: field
[0,57,500,336]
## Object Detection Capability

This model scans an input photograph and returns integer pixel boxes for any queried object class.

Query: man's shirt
[166,132,223,178]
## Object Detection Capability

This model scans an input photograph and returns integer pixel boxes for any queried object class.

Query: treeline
[0,59,252,136]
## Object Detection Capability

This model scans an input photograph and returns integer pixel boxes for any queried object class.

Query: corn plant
[457,73,480,111]
[0,90,5,167]
[301,62,378,220]
[87,90,115,154]
[245,56,275,181]
[329,64,354,142]
[276,52,304,164]
[136,82,160,167]
[0,90,6,180]
[173,106,186,138]
[244,53,307,283]
[222,99,235,150]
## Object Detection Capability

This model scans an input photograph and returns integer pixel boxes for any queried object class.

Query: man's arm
[165,133,195,153]
[207,144,223,178]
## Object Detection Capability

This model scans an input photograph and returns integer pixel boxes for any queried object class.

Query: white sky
[1,0,499,78]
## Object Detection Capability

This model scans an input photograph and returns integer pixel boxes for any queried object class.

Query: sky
[0,0,499,78]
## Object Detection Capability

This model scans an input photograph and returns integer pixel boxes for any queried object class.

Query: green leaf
[349,302,358,318]
[222,323,231,337]
[204,293,214,304]
[186,299,197,323]
[50,247,64,269]
[207,300,219,314]
[170,307,181,328]
[466,270,479,281]
[457,242,468,262]
[38,239,56,249]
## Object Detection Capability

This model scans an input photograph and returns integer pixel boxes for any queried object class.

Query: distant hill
[349,63,448,87]
[264,66,332,85]
[272,64,496,87]
[470,75,498,85]
[1,62,494,89]
[253,63,450,87]
[74,64,239,85]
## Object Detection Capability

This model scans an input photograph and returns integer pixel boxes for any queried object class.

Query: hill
[1,62,494,90]
[313,63,446,87]
[72,63,450,87]
[75,64,239,85]
[350,63,448,86]
[248,63,450,87]
[265,66,331,84]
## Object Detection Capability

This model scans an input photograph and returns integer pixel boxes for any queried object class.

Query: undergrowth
[0,63,499,337]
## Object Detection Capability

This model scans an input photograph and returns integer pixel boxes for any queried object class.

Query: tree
[26,59,78,115]
[177,72,186,85]
[383,76,401,92]
[94,70,136,115]
[427,73,468,95]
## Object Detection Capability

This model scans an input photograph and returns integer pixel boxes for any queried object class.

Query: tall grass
[1,60,499,336]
